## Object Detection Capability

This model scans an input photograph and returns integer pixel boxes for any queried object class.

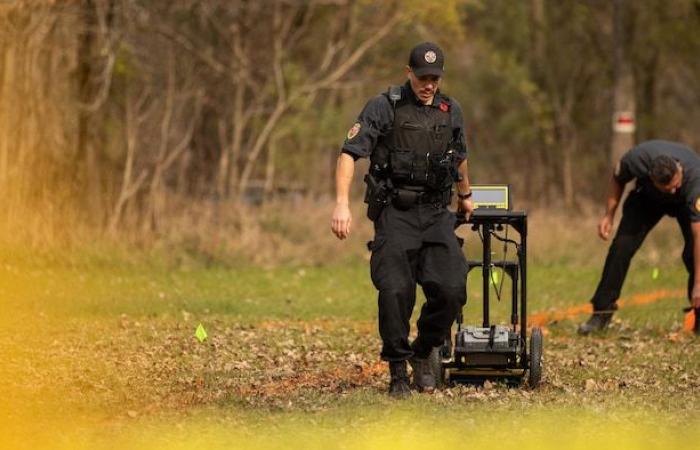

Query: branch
[272,2,288,102]
[154,22,229,74]
[78,51,115,112]
[78,0,122,112]
[317,40,340,75]
[300,9,402,94]
[161,91,204,171]
[237,99,289,195]
[286,1,317,49]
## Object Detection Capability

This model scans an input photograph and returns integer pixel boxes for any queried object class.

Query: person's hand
[692,283,700,309]
[598,214,614,240]
[331,203,352,240]
[457,198,474,219]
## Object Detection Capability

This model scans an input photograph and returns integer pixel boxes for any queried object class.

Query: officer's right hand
[332,203,352,240]
[457,198,474,220]
[598,214,613,240]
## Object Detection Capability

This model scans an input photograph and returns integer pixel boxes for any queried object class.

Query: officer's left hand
[692,283,700,308]
[457,198,474,219]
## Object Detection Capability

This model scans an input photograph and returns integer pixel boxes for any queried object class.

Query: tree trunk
[77,0,98,207]
[263,132,278,204]
[143,48,176,233]
[561,131,576,207]
[108,80,149,235]
[528,0,554,204]
[611,0,636,165]
[0,40,14,189]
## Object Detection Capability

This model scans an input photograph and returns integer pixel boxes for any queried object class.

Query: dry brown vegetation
[2,1,699,259]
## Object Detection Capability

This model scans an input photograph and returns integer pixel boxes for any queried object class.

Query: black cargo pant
[591,189,695,312]
[369,203,467,362]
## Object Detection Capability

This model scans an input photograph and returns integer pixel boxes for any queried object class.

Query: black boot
[577,312,613,335]
[409,355,436,392]
[388,361,411,398]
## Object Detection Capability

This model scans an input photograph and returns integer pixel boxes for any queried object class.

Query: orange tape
[528,289,687,329]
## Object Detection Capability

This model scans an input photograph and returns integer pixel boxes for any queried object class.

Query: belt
[393,188,450,207]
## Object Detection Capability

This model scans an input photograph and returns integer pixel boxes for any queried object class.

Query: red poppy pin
[439,101,449,112]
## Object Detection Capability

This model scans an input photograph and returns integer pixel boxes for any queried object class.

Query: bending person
[579,140,700,335]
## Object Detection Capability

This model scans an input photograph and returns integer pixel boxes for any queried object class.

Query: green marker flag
[652,268,659,280]
[195,323,208,342]
[491,270,500,284]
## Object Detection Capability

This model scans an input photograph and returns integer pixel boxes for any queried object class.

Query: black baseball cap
[408,42,444,77]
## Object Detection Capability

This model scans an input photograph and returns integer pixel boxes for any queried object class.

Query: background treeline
[1,0,699,255]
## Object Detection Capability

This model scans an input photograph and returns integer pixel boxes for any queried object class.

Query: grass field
[2,215,700,449]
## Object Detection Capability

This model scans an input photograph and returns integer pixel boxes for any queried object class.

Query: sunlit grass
[5,401,700,450]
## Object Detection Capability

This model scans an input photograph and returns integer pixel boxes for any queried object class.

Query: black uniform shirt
[615,140,700,221]
[341,82,468,163]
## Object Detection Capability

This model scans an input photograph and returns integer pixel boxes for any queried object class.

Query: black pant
[369,203,467,361]
[591,190,694,312]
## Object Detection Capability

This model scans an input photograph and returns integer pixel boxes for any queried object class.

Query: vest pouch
[389,150,414,184]
[392,189,418,210]
[426,151,454,190]
[413,153,428,184]
[431,124,450,148]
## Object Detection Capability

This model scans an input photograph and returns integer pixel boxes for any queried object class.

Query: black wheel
[428,346,445,388]
[528,327,543,388]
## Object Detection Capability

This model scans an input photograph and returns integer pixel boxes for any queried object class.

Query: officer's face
[406,67,441,104]
[653,164,683,194]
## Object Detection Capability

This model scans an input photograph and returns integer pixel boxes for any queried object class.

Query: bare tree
[76,0,120,219]
[142,47,204,233]
[108,81,151,235]
[152,0,402,204]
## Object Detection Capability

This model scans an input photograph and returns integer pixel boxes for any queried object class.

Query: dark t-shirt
[341,82,468,163]
[615,140,700,221]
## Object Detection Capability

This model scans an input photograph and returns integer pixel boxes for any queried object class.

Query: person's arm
[447,99,473,217]
[691,223,700,308]
[331,153,355,240]
[455,159,474,218]
[331,94,392,240]
[598,175,626,240]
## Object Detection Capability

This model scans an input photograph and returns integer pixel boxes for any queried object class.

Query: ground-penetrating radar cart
[430,185,543,387]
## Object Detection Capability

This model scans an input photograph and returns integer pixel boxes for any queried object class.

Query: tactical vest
[372,87,453,189]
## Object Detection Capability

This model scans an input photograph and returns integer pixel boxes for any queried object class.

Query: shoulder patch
[695,196,700,213]
[347,122,361,140]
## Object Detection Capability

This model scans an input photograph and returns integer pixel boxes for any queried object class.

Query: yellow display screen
[471,185,510,210]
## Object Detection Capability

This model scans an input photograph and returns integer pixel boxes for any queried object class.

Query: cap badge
[424,50,437,64]
[347,122,361,140]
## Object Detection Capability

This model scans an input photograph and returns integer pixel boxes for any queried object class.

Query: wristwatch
[457,191,472,199]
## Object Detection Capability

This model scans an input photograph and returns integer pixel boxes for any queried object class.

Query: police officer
[331,42,474,397]
[579,140,700,335]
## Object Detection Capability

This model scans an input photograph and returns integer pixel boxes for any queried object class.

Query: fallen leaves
[1,316,699,420]
[584,378,597,391]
